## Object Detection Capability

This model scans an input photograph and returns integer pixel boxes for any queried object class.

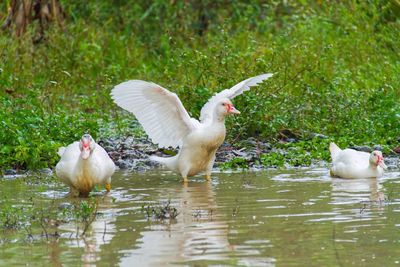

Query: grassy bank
[0,1,399,170]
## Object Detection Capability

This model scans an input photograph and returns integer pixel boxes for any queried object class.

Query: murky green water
[1,168,400,266]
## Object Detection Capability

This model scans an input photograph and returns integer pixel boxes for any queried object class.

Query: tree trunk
[2,0,65,41]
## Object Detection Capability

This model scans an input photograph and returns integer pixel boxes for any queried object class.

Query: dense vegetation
[0,1,399,170]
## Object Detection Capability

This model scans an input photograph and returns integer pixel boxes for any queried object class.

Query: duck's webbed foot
[205,174,211,181]
[105,183,111,192]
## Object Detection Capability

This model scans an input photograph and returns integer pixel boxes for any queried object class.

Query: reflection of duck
[59,195,118,266]
[331,177,384,204]
[120,181,232,265]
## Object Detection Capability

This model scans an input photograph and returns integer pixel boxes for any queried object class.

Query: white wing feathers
[200,73,273,122]
[111,80,197,148]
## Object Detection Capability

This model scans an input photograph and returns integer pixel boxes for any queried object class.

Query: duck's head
[369,150,387,170]
[79,134,96,160]
[216,98,240,118]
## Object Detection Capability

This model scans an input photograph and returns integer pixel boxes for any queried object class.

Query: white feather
[57,146,66,157]
[199,73,273,123]
[111,80,198,148]
[329,142,341,160]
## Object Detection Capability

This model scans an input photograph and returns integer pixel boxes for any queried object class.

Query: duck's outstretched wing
[199,73,273,123]
[111,80,199,148]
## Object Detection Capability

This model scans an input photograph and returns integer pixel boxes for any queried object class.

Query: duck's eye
[222,103,226,106]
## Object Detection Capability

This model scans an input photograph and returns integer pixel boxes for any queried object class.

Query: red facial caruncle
[226,103,232,112]
[80,135,93,160]
[376,154,383,164]
[373,151,387,170]
[82,142,90,150]
[225,103,240,114]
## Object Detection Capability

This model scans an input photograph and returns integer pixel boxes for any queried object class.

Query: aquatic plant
[0,202,25,230]
[0,194,100,241]
[59,197,100,236]
[141,200,179,221]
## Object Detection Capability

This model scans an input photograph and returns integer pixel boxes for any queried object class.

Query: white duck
[329,142,387,179]
[111,74,273,182]
[56,134,116,197]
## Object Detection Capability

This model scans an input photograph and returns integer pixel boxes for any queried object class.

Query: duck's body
[111,74,273,182]
[329,142,386,179]
[56,135,116,196]
[152,120,226,178]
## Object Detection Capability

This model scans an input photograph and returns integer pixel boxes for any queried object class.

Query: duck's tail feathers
[150,155,179,172]
[329,142,341,160]
[57,147,66,157]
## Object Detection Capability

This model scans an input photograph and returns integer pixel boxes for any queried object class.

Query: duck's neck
[75,156,96,194]
[366,163,381,177]
[212,113,226,124]
[368,163,378,170]
[76,156,95,176]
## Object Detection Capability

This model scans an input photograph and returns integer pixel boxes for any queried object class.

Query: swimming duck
[329,142,387,179]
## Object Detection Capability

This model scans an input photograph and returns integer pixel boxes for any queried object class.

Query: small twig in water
[103,221,107,242]
[40,216,49,241]
[232,198,240,217]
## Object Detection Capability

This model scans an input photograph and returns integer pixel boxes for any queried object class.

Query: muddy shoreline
[98,136,400,172]
[3,135,399,177]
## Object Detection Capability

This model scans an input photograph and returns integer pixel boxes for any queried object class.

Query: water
[1,168,400,266]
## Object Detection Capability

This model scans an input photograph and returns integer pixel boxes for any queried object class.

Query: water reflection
[328,177,387,224]
[1,168,400,266]
[120,181,232,266]
[331,177,383,204]
[57,194,118,266]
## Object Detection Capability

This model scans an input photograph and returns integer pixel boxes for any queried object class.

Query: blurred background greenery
[0,0,399,170]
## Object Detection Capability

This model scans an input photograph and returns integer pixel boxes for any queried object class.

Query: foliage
[220,157,250,171]
[260,138,332,167]
[0,93,100,170]
[0,1,399,170]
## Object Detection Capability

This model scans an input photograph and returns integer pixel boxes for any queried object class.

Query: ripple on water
[1,168,400,266]
[40,189,68,199]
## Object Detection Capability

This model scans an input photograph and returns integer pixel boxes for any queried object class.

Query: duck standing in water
[329,142,387,179]
[111,74,273,182]
[56,134,116,197]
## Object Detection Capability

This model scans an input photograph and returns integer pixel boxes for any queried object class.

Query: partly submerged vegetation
[0,1,399,171]
[141,200,179,221]
[0,194,100,240]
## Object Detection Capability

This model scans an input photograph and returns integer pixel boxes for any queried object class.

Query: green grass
[0,1,399,170]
